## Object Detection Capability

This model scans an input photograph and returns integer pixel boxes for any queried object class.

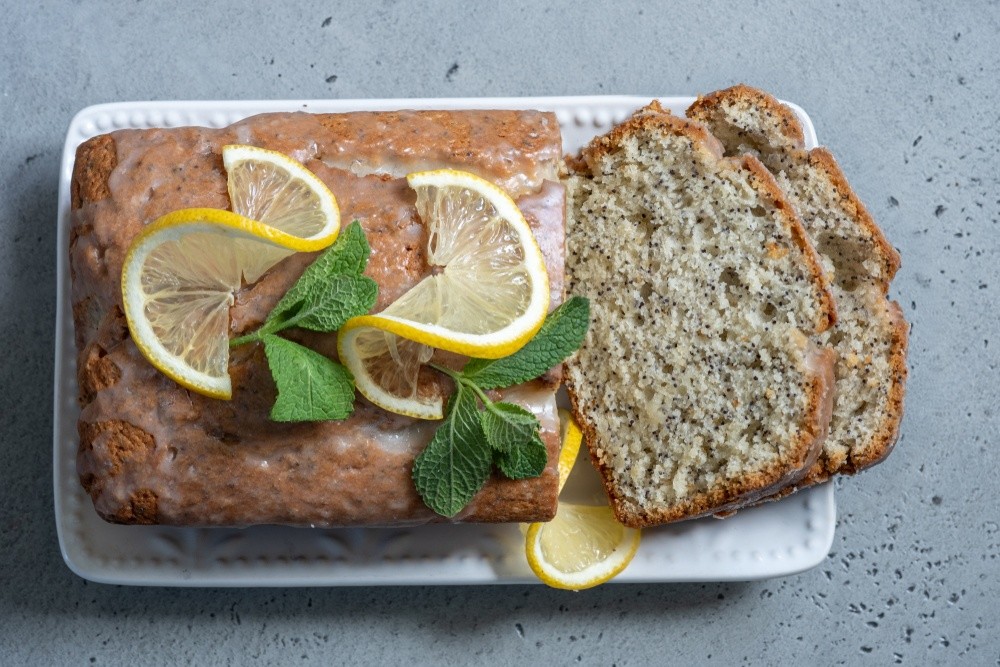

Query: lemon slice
[338,169,549,419]
[524,411,641,590]
[525,504,641,590]
[121,146,340,399]
[222,144,340,282]
[557,408,583,492]
[336,327,441,419]
[122,209,337,398]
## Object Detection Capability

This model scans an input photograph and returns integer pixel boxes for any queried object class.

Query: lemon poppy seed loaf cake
[563,102,838,527]
[71,110,566,526]
[688,85,909,490]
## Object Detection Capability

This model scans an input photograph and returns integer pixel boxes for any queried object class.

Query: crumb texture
[564,105,835,526]
[689,85,909,482]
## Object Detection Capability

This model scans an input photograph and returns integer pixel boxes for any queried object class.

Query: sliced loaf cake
[563,102,837,527]
[688,85,909,488]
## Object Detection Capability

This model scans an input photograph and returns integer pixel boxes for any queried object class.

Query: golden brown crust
[110,489,159,525]
[78,419,156,477]
[77,343,122,405]
[71,134,117,210]
[75,305,128,401]
[565,103,838,528]
[689,84,805,152]
[578,100,726,173]
[807,148,901,285]
[847,299,909,471]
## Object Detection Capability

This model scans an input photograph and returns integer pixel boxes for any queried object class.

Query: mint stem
[466,381,496,410]
[429,362,496,410]
[230,318,294,349]
[229,332,262,348]
[428,362,463,384]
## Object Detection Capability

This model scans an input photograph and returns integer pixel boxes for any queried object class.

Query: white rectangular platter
[54,95,835,586]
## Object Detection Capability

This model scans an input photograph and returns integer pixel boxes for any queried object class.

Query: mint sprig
[268,221,373,324]
[412,296,590,517]
[262,334,355,421]
[231,221,378,422]
[411,383,494,517]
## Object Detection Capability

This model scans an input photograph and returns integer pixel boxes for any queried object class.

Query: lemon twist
[338,169,550,420]
[121,145,340,399]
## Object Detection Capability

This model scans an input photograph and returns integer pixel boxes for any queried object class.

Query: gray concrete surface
[1,1,997,664]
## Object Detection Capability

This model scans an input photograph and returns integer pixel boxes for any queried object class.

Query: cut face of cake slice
[564,102,837,527]
[688,85,909,490]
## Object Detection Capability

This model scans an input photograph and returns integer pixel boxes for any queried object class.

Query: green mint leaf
[494,431,548,479]
[262,334,355,422]
[461,296,590,390]
[286,274,378,332]
[267,220,371,326]
[411,384,493,517]
[480,402,540,452]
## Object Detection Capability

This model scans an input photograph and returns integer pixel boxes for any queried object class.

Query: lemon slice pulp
[525,504,641,590]
[121,146,340,399]
[523,411,641,590]
[222,144,340,282]
[338,169,549,419]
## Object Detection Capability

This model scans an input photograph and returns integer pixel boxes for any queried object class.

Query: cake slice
[563,102,837,527]
[688,85,909,489]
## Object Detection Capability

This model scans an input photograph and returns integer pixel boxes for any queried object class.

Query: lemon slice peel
[122,208,322,400]
[121,144,341,400]
[556,408,583,492]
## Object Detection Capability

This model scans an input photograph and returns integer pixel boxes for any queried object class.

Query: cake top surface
[71,109,566,526]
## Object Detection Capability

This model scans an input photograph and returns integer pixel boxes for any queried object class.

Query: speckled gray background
[1,1,997,665]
